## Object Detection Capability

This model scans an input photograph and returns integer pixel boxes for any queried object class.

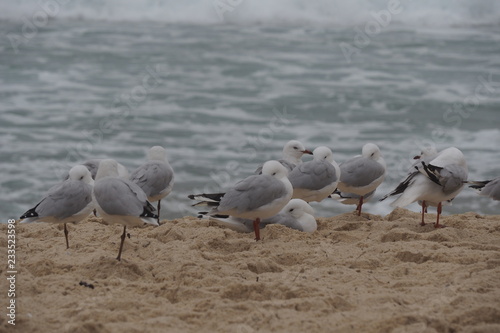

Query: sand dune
[1,209,500,332]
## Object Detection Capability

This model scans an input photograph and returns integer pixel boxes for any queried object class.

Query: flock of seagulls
[19,141,498,260]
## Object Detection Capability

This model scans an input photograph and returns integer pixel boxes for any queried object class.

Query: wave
[1,0,500,27]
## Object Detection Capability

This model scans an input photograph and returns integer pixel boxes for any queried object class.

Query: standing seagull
[197,199,317,233]
[336,143,386,216]
[130,146,174,225]
[255,140,313,174]
[381,147,468,228]
[412,146,443,215]
[19,165,94,249]
[189,160,293,241]
[468,177,500,201]
[93,159,158,261]
[288,146,340,203]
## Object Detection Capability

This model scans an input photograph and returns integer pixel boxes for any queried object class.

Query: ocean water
[1,0,500,222]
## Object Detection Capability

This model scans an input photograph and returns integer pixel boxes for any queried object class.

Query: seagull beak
[413,155,421,160]
[302,150,313,155]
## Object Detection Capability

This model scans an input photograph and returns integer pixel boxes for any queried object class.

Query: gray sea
[1,0,500,221]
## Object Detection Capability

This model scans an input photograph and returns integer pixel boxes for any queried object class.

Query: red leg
[253,218,261,241]
[435,202,445,228]
[117,226,127,261]
[421,201,426,226]
[357,196,364,216]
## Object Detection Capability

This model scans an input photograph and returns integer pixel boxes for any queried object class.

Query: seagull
[19,165,94,249]
[255,140,313,174]
[130,146,174,225]
[411,146,449,215]
[197,199,317,233]
[381,147,468,228]
[93,159,158,261]
[288,146,340,203]
[188,160,293,241]
[468,177,500,201]
[336,143,386,215]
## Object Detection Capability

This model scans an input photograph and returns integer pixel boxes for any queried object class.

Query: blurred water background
[1,0,500,221]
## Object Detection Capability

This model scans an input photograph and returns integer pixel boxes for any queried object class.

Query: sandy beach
[1,209,500,332]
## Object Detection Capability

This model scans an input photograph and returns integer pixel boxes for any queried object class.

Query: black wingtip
[381,172,417,202]
[468,180,491,190]
[20,208,38,220]
[141,206,158,219]
[212,214,230,218]
[189,193,225,201]
[421,162,442,186]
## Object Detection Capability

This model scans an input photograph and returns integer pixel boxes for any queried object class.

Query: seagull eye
[289,208,294,212]
[272,172,277,176]
[293,146,298,150]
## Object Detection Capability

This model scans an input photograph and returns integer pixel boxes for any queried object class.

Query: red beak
[302,150,313,155]
[413,155,421,160]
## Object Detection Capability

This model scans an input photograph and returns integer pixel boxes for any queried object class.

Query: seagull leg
[64,223,69,249]
[93,209,97,217]
[253,218,261,241]
[434,202,446,228]
[357,196,364,216]
[421,201,426,226]
[157,200,161,225]
[117,226,127,261]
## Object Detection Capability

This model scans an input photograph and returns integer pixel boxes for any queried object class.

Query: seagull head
[362,143,382,160]
[413,146,438,160]
[69,165,94,185]
[148,146,168,161]
[312,146,334,163]
[285,199,315,218]
[262,160,288,180]
[283,140,313,161]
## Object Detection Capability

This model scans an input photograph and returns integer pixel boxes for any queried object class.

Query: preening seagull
[93,159,158,261]
[19,165,94,249]
[336,143,386,215]
[189,160,293,241]
[130,146,174,224]
[381,147,468,228]
[411,146,449,215]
